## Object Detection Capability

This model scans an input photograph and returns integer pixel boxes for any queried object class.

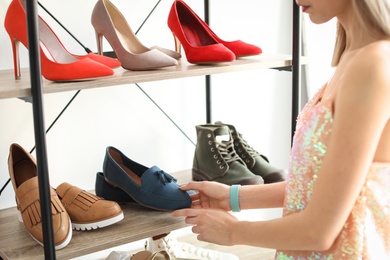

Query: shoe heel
[95,31,104,55]
[104,176,120,188]
[10,37,21,79]
[173,33,181,54]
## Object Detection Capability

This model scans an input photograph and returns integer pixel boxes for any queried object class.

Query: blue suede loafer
[96,171,195,204]
[103,146,192,211]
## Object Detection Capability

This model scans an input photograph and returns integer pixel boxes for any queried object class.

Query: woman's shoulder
[342,40,390,83]
[336,40,390,105]
[352,40,390,68]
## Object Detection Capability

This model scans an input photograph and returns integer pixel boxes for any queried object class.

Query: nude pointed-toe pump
[4,0,117,81]
[91,0,178,71]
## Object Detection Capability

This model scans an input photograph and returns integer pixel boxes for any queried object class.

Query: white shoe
[145,233,239,260]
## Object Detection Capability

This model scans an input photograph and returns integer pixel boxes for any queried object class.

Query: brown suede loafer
[8,143,72,250]
[56,182,124,231]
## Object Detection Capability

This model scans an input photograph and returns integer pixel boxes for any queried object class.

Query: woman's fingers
[171,208,198,217]
[180,181,206,191]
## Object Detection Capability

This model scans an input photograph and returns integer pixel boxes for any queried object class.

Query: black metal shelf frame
[25,0,56,258]
[24,0,302,258]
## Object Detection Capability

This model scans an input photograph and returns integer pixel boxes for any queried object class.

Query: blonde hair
[332,0,390,66]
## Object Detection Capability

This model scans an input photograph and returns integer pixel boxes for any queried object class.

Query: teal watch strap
[230,184,241,212]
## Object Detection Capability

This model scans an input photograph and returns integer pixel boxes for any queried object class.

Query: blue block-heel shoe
[95,172,134,203]
[103,146,192,211]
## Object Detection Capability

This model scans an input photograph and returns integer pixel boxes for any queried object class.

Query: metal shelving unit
[0,0,302,258]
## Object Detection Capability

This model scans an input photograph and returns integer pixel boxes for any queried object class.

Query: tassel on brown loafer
[56,182,124,231]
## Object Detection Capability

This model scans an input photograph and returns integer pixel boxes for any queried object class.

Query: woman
[172,0,390,258]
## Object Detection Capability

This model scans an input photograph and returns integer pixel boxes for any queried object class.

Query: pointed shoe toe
[82,52,121,68]
[150,45,182,60]
[8,143,72,250]
[119,49,177,71]
[56,182,124,231]
[41,57,114,81]
[103,146,191,211]
[220,40,262,57]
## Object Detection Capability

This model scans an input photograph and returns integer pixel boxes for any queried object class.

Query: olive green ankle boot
[215,122,286,184]
[192,124,264,185]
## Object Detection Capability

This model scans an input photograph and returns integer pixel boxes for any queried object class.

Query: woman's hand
[180,181,231,211]
[172,208,239,245]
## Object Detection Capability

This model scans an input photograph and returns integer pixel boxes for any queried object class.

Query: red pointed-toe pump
[167,0,235,64]
[168,0,261,60]
[4,0,117,81]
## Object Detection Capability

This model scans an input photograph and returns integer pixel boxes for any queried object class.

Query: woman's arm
[231,43,390,250]
[180,180,286,211]
[174,43,390,250]
[239,181,286,209]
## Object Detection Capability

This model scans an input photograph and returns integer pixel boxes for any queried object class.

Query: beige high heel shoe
[91,0,179,71]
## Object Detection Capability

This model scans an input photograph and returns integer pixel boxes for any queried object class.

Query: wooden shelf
[0,170,192,260]
[0,54,306,100]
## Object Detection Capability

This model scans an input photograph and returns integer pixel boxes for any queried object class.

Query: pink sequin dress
[275,84,390,259]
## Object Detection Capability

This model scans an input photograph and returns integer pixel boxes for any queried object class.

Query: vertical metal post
[204,0,212,123]
[291,1,302,145]
[26,0,56,258]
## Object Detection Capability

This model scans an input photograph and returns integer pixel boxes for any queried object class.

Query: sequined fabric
[275,85,390,259]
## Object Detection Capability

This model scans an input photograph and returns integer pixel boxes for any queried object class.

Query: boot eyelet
[217,160,221,164]
[242,155,246,158]
[219,165,225,169]
[246,159,250,163]
[208,141,212,145]
[207,133,212,138]
[210,148,215,152]
[213,155,218,159]
[238,149,242,152]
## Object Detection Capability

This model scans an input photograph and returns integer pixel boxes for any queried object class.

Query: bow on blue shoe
[103,146,192,211]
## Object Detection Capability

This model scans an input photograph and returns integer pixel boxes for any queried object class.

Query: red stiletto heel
[167,0,235,64]
[10,38,21,79]
[4,0,118,81]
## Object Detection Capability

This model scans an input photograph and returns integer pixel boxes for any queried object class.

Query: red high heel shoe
[167,0,235,64]
[168,0,261,61]
[194,11,262,57]
[4,0,118,81]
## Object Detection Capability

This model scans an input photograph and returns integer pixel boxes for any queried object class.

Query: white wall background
[0,0,294,210]
[303,15,337,96]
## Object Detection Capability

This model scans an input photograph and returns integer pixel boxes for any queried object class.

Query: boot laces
[236,133,260,158]
[217,139,245,165]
